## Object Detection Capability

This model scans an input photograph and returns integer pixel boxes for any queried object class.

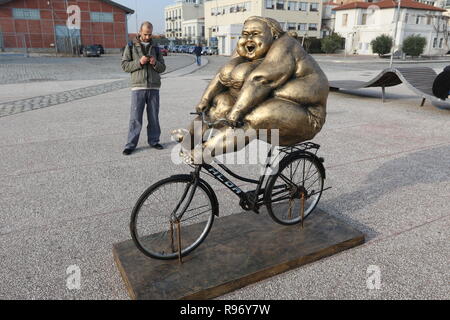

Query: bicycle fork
[169,170,201,263]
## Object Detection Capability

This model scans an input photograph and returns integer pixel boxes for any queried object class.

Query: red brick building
[0,0,134,52]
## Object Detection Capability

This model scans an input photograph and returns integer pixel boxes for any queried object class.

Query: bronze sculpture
[173,16,329,162]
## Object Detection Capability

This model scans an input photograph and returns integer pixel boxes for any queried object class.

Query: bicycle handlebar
[190,111,244,128]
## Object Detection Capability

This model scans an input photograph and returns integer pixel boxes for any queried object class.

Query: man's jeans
[125,89,161,149]
[196,55,201,66]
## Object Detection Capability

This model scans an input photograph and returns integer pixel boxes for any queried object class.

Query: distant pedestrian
[193,44,202,66]
[432,65,450,100]
[121,21,166,155]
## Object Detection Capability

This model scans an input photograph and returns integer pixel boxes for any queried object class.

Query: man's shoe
[122,148,134,155]
[151,143,164,150]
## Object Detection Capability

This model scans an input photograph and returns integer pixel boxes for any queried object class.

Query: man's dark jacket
[432,66,450,100]
[193,46,202,56]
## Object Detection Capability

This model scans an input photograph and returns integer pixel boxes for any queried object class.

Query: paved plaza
[0,53,449,299]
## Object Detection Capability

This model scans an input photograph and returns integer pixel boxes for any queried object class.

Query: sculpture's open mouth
[246,44,256,53]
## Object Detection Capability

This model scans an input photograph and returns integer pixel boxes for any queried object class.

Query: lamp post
[390,0,402,68]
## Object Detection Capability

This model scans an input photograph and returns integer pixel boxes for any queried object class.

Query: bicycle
[130,112,327,262]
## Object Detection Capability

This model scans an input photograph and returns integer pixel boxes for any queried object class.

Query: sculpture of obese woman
[173,16,329,162]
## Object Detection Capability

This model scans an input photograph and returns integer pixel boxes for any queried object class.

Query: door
[55,25,81,55]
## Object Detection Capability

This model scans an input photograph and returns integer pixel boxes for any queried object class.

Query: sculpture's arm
[196,73,226,112]
[229,48,295,120]
[196,56,243,112]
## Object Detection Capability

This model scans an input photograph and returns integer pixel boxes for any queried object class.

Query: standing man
[193,44,202,66]
[121,21,166,155]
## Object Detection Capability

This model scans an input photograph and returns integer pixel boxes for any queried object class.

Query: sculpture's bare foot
[179,149,194,165]
[179,147,209,165]
[171,128,188,143]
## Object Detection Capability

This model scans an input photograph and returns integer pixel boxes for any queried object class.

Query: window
[287,23,296,30]
[361,13,367,25]
[13,8,40,20]
[439,38,444,48]
[276,0,285,10]
[433,37,438,48]
[90,12,113,22]
[266,0,274,9]
[288,1,297,10]
[309,23,317,31]
[415,15,421,24]
[279,22,286,30]
[297,23,307,31]
[310,3,319,12]
[446,0,450,7]
[427,15,431,24]
[298,2,308,11]
[404,13,409,23]
[342,14,348,27]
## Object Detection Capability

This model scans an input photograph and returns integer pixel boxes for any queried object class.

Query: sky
[114,0,175,34]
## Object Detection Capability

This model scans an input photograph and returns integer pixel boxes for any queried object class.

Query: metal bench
[329,67,448,107]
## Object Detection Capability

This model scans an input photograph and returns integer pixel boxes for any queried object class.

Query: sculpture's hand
[196,100,209,112]
[227,109,243,127]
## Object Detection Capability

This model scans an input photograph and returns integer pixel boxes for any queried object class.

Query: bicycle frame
[191,147,275,212]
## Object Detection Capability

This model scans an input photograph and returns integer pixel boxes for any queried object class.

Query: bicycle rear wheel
[264,153,324,225]
[130,175,217,260]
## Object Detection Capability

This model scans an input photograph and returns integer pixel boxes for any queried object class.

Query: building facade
[205,0,323,55]
[164,0,205,43]
[333,0,448,55]
[182,18,205,44]
[0,0,134,53]
[322,1,338,37]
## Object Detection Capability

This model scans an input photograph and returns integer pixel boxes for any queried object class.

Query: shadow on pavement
[321,145,450,239]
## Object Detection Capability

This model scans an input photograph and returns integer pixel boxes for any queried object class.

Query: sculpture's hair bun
[244,16,285,39]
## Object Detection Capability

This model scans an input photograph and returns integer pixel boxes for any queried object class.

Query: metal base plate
[113,208,365,300]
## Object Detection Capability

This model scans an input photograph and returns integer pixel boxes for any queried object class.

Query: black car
[93,44,105,54]
[83,45,102,57]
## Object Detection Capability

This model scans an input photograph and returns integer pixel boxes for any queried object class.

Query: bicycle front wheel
[130,175,217,260]
[264,153,324,225]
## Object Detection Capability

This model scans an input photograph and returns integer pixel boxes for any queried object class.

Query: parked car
[83,45,102,57]
[93,44,105,54]
[158,45,168,56]
[207,46,218,55]
[179,45,189,53]
[201,46,209,55]
[188,46,195,54]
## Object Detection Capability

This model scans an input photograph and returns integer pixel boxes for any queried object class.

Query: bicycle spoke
[306,175,321,191]
[180,208,212,223]
[291,157,302,179]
